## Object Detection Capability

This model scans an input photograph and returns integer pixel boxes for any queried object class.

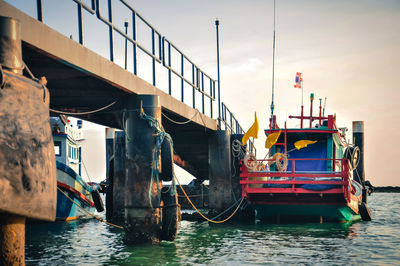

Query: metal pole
[322,97,327,117]
[309,93,314,128]
[77,2,83,44]
[215,18,221,127]
[124,19,128,70]
[270,0,276,118]
[319,98,322,125]
[168,42,171,95]
[107,0,114,62]
[36,0,43,22]
[152,29,156,86]
[132,12,137,75]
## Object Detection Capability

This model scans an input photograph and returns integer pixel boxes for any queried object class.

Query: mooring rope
[138,106,170,209]
[174,175,244,224]
[49,101,117,115]
[57,187,123,229]
[122,106,241,223]
[22,61,46,101]
[162,111,198,125]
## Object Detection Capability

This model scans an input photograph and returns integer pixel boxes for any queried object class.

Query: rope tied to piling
[175,175,244,224]
[57,187,123,229]
[137,106,176,209]
[126,105,241,223]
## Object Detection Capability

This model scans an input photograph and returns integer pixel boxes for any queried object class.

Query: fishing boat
[50,116,104,221]
[240,93,372,223]
[238,0,372,223]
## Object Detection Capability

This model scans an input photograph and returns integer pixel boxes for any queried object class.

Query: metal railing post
[152,29,155,86]
[192,65,195,108]
[168,42,171,95]
[201,72,204,114]
[77,1,84,44]
[124,19,128,70]
[132,11,137,75]
[209,79,213,118]
[181,54,184,102]
[107,0,114,62]
[36,0,43,22]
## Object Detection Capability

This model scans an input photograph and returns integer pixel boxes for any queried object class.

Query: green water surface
[26,193,400,265]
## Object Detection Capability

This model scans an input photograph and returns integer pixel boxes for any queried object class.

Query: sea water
[25,193,400,265]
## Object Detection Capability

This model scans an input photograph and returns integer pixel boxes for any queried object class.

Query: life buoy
[344,146,360,169]
[255,162,266,171]
[161,186,180,241]
[351,146,360,169]
[161,137,174,181]
[244,153,257,171]
[275,153,288,172]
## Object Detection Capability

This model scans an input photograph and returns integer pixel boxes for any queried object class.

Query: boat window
[54,141,61,156]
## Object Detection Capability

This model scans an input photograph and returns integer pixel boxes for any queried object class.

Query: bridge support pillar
[208,130,234,217]
[112,131,126,225]
[105,128,115,222]
[230,134,255,222]
[124,95,162,244]
[230,134,245,200]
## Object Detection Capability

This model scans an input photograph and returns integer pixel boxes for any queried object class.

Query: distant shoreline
[373,186,400,193]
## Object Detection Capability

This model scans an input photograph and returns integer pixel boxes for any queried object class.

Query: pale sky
[8,0,400,186]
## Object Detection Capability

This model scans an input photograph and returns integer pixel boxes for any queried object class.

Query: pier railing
[30,0,255,154]
[221,102,256,155]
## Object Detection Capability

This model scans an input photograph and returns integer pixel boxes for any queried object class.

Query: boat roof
[265,127,338,134]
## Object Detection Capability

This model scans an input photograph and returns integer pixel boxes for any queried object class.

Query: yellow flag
[265,130,281,149]
[242,112,259,146]
[294,140,317,150]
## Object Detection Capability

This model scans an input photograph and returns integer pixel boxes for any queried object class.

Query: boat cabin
[50,116,83,176]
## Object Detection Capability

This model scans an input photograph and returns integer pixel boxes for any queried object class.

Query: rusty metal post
[208,130,233,216]
[124,94,162,244]
[0,16,23,74]
[112,131,125,225]
[0,215,25,266]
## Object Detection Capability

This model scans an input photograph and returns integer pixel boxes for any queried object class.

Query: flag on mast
[294,72,302,88]
[242,112,259,146]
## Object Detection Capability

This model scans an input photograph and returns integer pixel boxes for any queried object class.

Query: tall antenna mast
[270,0,276,120]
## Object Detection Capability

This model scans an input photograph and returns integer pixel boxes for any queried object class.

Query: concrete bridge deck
[1,1,218,180]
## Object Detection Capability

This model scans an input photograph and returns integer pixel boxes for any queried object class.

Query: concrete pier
[0,16,56,265]
[208,131,233,216]
[124,95,163,244]
[112,131,126,225]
